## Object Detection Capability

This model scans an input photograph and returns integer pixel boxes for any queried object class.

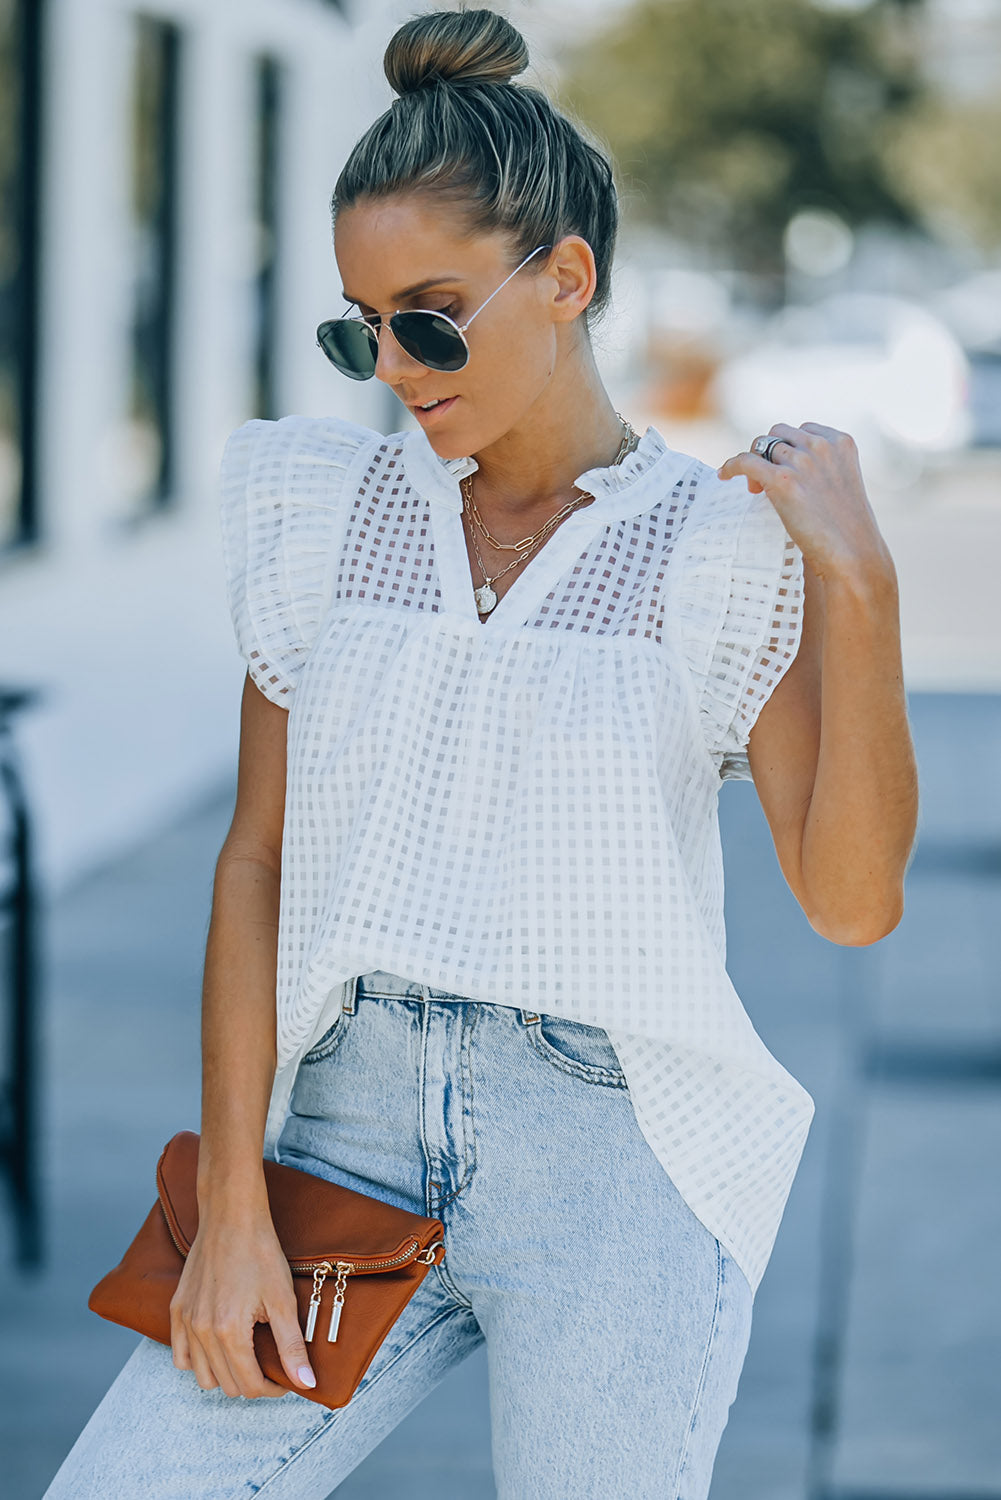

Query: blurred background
[1,0,998,1496]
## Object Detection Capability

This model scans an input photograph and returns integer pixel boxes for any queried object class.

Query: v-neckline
[400,422,697,634]
[430,493,617,631]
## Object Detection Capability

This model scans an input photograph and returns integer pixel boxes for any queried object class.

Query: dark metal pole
[0,687,44,1268]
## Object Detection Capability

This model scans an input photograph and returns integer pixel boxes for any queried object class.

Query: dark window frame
[124,11,182,515]
[251,53,284,422]
[0,0,45,555]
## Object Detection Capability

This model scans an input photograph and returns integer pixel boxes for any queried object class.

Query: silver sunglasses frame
[317,242,554,377]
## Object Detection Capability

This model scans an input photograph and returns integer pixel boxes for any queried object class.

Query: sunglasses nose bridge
[373,317,429,380]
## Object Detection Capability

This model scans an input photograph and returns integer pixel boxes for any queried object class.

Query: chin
[426,430,475,461]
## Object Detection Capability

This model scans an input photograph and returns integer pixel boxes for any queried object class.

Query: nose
[373,320,424,384]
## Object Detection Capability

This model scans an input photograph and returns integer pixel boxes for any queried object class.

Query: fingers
[718,421,858,493]
[191,1328,241,1397]
[718,426,802,487]
[764,421,806,451]
[205,1324,291,1400]
[716,451,781,492]
[167,1222,314,1401]
[180,1320,292,1399]
[171,1293,215,1390]
[172,1300,292,1400]
[755,424,802,464]
[763,421,857,459]
[268,1293,317,1391]
[798,421,847,445]
[172,1295,238,1396]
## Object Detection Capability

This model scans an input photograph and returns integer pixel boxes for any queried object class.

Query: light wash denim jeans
[44,970,753,1499]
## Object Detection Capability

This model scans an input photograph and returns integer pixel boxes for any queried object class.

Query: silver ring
[751,434,783,463]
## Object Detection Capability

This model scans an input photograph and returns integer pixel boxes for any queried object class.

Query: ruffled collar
[400,421,695,522]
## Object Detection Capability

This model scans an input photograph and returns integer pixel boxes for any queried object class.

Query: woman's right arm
[168,672,317,1399]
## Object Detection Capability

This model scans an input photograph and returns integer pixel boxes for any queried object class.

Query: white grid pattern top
[218,412,815,1295]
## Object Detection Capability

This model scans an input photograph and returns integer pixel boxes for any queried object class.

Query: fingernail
[297,1365,316,1388]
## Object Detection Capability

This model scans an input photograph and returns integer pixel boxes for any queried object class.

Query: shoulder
[219,411,385,510]
[675,458,786,556]
[666,457,805,778]
[217,413,385,705]
[218,411,386,594]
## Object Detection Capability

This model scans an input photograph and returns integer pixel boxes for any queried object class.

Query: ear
[543,235,597,324]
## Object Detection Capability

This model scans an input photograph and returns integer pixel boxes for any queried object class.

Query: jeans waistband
[354,969,480,1003]
[348,970,541,1024]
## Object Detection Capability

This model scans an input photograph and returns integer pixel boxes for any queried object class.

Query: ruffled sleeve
[670,465,805,781]
[218,413,379,706]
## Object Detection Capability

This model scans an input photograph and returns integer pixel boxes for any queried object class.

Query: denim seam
[297,1014,349,1065]
[251,1301,469,1495]
[432,1264,474,1312]
[423,1006,480,1215]
[671,1236,723,1500]
[525,1025,629,1088]
[415,1008,474,1219]
[458,1001,480,1185]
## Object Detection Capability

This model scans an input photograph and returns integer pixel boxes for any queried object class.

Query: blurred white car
[713,293,971,489]
[931,271,1001,448]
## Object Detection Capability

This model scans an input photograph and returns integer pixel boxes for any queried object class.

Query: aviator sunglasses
[315,243,554,380]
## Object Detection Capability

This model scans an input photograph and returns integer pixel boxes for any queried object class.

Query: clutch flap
[157,1131,443,1268]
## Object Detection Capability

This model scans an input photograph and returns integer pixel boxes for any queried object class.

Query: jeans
[43,970,753,1499]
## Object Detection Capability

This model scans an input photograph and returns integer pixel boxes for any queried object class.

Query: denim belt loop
[519,1009,541,1026]
[342,974,359,1015]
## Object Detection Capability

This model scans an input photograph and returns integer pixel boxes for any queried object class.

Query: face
[333,194,595,460]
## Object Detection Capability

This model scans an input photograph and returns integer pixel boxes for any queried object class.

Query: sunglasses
[315,243,554,381]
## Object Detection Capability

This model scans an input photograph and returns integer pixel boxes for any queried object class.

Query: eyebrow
[341,273,467,308]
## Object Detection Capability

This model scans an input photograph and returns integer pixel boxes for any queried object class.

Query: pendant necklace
[462,413,639,618]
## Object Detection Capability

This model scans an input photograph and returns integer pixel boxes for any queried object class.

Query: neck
[467,346,631,522]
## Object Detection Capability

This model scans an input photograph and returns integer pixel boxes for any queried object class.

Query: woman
[45,8,918,1498]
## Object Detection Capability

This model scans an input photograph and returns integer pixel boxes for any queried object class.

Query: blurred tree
[880,94,1001,254]
[558,0,926,297]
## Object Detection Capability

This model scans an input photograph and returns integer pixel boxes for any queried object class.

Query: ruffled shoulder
[668,462,804,781]
[218,413,381,706]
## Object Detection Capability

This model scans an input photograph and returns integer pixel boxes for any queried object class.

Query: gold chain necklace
[462,413,639,617]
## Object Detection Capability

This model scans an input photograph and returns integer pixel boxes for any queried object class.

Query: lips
[412,395,458,423]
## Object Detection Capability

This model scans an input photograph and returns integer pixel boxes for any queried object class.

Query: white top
[218,412,815,1295]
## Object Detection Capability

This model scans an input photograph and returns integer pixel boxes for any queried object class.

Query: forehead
[334,195,510,303]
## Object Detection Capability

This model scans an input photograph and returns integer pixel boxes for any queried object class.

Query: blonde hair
[332,6,618,327]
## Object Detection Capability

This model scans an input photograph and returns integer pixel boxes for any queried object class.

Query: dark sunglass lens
[316,318,378,380]
[391,312,468,372]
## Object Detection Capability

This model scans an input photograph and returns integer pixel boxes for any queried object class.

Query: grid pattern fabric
[217,412,815,1295]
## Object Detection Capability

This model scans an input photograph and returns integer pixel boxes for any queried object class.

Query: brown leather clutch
[88,1130,447,1410]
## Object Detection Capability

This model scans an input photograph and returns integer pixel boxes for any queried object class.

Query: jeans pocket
[525,1013,628,1087]
[299,1008,350,1064]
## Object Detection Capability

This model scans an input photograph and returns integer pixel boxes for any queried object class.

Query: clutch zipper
[291,1239,445,1344]
[159,1205,443,1344]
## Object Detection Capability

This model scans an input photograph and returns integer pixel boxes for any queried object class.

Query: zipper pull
[327,1262,354,1342]
[304,1262,332,1343]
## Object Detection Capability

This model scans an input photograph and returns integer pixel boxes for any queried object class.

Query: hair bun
[384,7,529,96]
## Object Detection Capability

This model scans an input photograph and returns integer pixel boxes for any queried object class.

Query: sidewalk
[3,692,999,1499]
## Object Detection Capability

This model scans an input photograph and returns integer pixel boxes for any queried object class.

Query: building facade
[3,0,406,895]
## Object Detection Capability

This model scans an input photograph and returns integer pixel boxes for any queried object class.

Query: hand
[169,1212,317,1399]
[717,422,892,581]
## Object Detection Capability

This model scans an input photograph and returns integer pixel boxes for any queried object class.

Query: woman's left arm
[717,421,920,946]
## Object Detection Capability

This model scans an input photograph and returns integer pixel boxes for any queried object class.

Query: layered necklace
[461,412,640,618]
